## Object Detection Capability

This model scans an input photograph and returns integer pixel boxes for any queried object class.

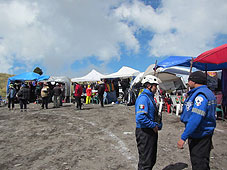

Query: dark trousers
[53,96,60,108]
[42,97,49,109]
[19,99,27,110]
[136,128,158,170]
[75,96,82,109]
[8,97,15,109]
[98,94,104,107]
[188,135,213,170]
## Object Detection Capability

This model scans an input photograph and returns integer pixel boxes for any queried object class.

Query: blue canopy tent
[6,72,49,93]
[38,75,50,81]
[156,56,194,68]
[156,56,227,71]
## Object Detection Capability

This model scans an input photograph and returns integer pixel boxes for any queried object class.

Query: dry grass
[0,73,14,97]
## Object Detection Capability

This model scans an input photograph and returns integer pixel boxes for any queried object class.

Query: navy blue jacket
[135,89,162,129]
[180,85,216,141]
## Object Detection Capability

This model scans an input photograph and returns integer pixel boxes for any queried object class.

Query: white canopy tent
[101,66,140,79]
[131,67,187,91]
[71,69,105,82]
[47,76,71,96]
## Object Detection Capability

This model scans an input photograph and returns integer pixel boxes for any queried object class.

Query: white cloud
[1,0,227,75]
[115,0,227,57]
[0,0,139,74]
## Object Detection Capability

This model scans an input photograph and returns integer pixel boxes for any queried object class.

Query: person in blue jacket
[7,83,17,110]
[177,71,216,170]
[135,75,162,170]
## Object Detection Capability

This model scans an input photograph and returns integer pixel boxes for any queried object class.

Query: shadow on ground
[162,162,188,170]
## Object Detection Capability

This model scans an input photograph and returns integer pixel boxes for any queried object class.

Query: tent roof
[161,66,190,75]
[71,69,104,82]
[8,72,41,81]
[7,72,49,93]
[157,56,194,68]
[47,76,71,83]
[38,75,50,81]
[131,71,186,90]
[101,66,140,79]
[157,55,227,71]
[144,63,190,78]
[194,44,227,64]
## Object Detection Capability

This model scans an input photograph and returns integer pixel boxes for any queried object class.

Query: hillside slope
[0,73,14,97]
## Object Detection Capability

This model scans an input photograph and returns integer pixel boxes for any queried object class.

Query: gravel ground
[0,103,226,170]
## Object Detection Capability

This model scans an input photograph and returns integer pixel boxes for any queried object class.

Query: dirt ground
[0,102,226,170]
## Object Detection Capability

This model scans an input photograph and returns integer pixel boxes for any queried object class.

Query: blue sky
[0,0,227,78]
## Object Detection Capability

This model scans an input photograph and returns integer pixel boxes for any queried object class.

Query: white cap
[141,75,160,85]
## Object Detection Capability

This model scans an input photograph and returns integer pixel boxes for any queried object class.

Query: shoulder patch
[195,96,204,106]
[139,104,145,109]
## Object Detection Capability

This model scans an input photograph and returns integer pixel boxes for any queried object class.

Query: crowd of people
[5,78,132,111]
[72,78,131,109]
[7,81,66,111]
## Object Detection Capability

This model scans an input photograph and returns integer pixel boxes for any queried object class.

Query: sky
[0,0,227,78]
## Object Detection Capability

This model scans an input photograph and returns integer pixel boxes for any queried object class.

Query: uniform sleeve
[181,94,208,141]
[157,122,162,130]
[135,96,158,129]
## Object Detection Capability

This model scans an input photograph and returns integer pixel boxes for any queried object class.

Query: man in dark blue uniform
[177,71,216,170]
[135,75,162,170]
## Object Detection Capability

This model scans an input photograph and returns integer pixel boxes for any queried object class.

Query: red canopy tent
[193,44,227,120]
[194,44,227,64]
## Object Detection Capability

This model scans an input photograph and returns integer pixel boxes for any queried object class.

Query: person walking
[53,83,62,108]
[17,83,30,112]
[86,85,92,104]
[41,82,50,109]
[177,71,217,170]
[135,75,162,170]
[7,84,17,110]
[74,82,83,110]
[98,81,105,107]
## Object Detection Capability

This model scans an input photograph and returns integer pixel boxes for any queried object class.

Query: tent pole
[189,57,193,75]
[154,60,157,76]
[187,58,194,92]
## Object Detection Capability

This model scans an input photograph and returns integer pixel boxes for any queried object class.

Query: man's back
[53,86,61,96]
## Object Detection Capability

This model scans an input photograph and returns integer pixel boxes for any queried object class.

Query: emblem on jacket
[186,102,192,111]
[139,104,145,109]
[195,96,203,106]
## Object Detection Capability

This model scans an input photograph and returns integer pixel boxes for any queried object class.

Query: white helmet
[141,75,159,85]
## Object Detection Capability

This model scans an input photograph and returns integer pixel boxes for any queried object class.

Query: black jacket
[17,87,30,100]
[53,86,62,96]
[98,84,105,95]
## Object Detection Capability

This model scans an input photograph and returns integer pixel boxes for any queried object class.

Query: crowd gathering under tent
[44,76,71,103]
[3,44,227,119]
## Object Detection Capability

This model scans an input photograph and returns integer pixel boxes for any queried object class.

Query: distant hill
[0,73,14,97]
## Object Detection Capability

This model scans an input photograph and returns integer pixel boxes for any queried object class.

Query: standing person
[60,83,65,106]
[135,75,162,170]
[17,83,30,112]
[98,81,105,107]
[177,71,217,170]
[41,82,50,109]
[86,85,92,104]
[74,82,83,110]
[7,84,17,110]
[35,82,42,104]
[53,83,62,108]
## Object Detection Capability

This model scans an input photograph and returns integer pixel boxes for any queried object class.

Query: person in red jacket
[86,85,92,104]
[74,82,83,109]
